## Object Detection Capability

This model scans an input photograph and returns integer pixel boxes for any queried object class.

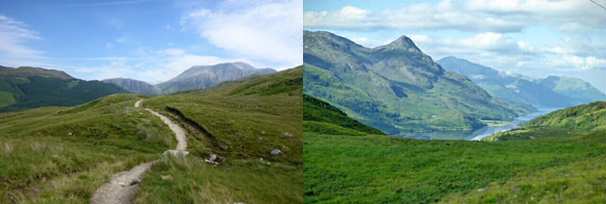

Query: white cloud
[182,0,302,70]
[339,6,369,20]
[554,55,606,70]
[68,48,237,83]
[305,1,524,32]
[0,15,45,66]
[408,34,431,44]
[305,0,606,33]
[460,32,508,50]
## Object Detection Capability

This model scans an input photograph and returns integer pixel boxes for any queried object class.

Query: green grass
[441,139,606,203]
[303,95,383,136]
[136,67,303,203]
[304,133,606,204]
[304,97,606,203]
[0,94,174,203]
[0,91,15,108]
[136,156,302,204]
[0,75,125,112]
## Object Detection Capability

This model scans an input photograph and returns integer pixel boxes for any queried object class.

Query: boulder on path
[162,150,189,159]
[270,149,282,156]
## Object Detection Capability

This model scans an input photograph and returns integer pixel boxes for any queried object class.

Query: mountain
[0,66,74,80]
[0,65,126,112]
[537,76,606,104]
[304,31,524,134]
[102,78,161,96]
[157,62,276,94]
[437,57,606,108]
[304,81,606,203]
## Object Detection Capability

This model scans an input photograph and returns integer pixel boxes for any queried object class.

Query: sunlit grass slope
[304,97,606,203]
[0,94,174,203]
[136,67,303,203]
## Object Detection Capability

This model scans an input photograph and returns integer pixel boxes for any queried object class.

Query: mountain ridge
[304,31,527,135]
[157,62,276,94]
[437,56,606,108]
[0,65,126,112]
[102,78,160,96]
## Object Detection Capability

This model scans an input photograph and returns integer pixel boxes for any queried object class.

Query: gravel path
[90,161,155,204]
[144,108,188,151]
[91,99,187,204]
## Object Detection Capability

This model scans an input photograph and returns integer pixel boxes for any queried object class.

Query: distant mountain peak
[102,78,160,96]
[377,35,421,52]
[158,61,276,94]
[439,56,465,62]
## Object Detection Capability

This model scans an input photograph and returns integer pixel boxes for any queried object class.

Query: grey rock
[205,153,223,165]
[270,149,282,156]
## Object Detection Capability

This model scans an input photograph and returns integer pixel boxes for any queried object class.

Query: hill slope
[0,94,174,203]
[304,31,524,135]
[304,94,383,136]
[304,96,606,203]
[488,101,606,141]
[442,102,606,203]
[0,66,126,112]
[1,67,303,203]
[136,67,303,203]
[157,62,276,94]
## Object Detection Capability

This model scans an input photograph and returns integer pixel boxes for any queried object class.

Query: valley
[303,31,532,136]
[303,95,606,203]
[0,67,303,203]
[302,30,606,204]
[405,108,556,140]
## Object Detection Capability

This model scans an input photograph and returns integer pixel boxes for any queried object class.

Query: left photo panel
[0,0,303,203]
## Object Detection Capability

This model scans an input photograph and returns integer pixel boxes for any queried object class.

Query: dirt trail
[144,108,188,150]
[91,99,187,204]
[90,162,155,204]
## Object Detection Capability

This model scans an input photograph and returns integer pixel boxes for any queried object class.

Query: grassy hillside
[0,66,126,112]
[303,94,383,136]
[136,67,303,203]
[443,102,606,203]
[304,98,606,203]
[0,94,174,203]
[488,101,606,141]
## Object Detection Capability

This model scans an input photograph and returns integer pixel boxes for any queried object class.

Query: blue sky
[0,0,302,83]
[304,0,606,92]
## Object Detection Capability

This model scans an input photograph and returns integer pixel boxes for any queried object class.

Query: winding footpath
[91,99,188,204]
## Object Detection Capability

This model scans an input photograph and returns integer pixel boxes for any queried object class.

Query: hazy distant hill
[0,66,126,112]
[157,62,275,94]
[102,78,160,96]
[538,76,606,104]
[303,31,526,134]
[438,57,606,108]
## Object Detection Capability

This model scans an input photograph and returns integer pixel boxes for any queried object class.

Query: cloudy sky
[0,0,302,83]
[304,0,606,92]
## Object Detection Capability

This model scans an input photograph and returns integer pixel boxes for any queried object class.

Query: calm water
[397,108,556,140]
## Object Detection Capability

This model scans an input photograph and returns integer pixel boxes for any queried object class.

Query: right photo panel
[303,0,606,203]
